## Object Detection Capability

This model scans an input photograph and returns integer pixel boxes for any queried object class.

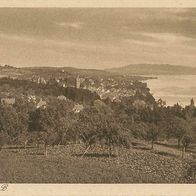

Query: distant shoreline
[146,75,196,106]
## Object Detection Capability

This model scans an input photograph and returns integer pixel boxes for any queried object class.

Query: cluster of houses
[0,69,171,114]
[0,92,84,114]
[28,71,142,104]
[27,94,84,113]
[0,73,148,113]
[82,78,136,102]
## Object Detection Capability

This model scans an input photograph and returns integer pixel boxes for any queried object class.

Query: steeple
[75,75,80,89]
[190,98,194,107]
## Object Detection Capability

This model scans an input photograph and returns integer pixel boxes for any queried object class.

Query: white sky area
[0,8,196,69]
[0,0,196,7]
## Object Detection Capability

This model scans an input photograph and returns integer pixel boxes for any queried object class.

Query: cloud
[120,9,196,40]
[123,39,157,47]
[0,32,37,44]
[123,31,196,49]
[138,32,195,43]
[55,22,83,29]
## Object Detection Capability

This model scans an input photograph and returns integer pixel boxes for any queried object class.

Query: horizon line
[1,63,196,70]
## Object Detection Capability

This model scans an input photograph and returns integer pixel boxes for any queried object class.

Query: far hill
[106,64,196,75]
[0,65,154,81]
[22,66,156,80]
[23,66,112,77]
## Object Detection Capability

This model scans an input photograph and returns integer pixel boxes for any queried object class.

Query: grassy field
[0,143,195,183]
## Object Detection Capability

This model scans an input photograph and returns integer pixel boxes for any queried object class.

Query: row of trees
[0,95,195,157]
[0,78,196,157]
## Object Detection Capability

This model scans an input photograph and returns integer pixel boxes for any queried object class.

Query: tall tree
[163,117,189,148]
[145,123,159,149]
[28,98,75,146]
[75,105,130,156]
[181,135,193,158]
[0,105,27,143]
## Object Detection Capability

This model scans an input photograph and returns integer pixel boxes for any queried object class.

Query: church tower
[190,98,194,107]
[75,75,80,88]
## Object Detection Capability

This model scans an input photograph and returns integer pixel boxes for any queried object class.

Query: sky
[0,8,196,69]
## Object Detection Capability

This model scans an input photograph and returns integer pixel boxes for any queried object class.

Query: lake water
[145,75,196,106]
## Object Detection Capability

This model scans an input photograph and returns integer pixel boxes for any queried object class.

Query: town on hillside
[1,64,196,184]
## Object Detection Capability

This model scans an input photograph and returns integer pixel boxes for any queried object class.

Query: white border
[0,0,196,8]
[1,184,196,196]
[0,1,196,195]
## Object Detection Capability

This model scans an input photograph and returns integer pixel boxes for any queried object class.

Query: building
[190,98,195,107]
[1,97,15,105]
[57,95,67,101]
[75,75,80,88]
[32,76,46,84]
[72,104,84,113]
[27,95,37,103]
[38,77,47,84]
[36,98,47,109]
[133,99,146,110]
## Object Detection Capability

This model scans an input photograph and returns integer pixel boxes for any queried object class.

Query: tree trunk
[182,147,185,159]
[108,146,112,157]
[151,140,154,150]
[178,139,181,149]
[116,147,119,165]
[131,115,134,124]
[24,140,28,149]
[44,144,48,157]
[81,145,91,158]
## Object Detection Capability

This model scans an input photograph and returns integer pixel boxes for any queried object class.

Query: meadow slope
[0,144,194,183]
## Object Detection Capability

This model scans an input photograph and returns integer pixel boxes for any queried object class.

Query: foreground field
[0,144,195,183]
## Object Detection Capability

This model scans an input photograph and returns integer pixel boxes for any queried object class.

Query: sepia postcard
[0,0,196,195]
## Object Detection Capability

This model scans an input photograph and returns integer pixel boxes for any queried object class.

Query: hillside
[0,65,154,81]
[23,66,113,78]
[106,64,196,75]
[0,144,191,183]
